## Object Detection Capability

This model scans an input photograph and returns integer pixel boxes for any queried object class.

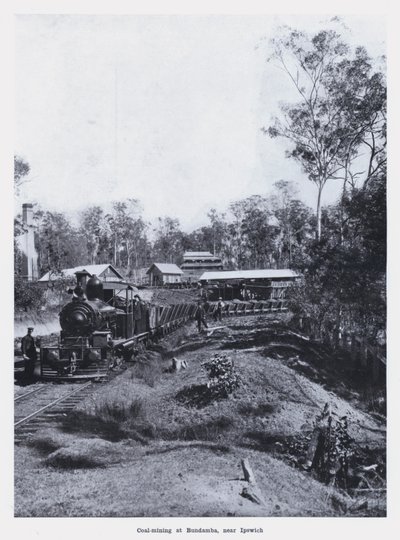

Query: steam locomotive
[40,272,156,380]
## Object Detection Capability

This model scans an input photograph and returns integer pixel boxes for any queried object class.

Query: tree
[14,155,30,195]
[289,164,386,343]
[207,209,227,257]
[270,181,314,267]
[35,209,87,274]
[265,26,385,240]
[80,206,109,264]
[152,217,184,264]
[104,200,149,270]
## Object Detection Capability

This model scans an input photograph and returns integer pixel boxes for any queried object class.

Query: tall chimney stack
[21,203,38,281]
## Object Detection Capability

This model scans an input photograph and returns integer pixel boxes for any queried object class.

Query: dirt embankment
[14,314,386,517]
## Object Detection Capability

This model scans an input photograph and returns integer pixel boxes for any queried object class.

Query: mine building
[180,251,223,281]
[199,269,299,301]
[146,263,183,286]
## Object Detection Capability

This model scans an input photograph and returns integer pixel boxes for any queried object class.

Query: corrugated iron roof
[146,263,183,275]
[38,264,124,282]
[183,251,214,258]
[199,269,299,281]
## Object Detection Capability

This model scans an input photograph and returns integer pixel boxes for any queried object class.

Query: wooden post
[240,458,266,506]
[241,458,256,484]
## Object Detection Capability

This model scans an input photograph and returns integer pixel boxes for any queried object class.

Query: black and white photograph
[6,2,393,528]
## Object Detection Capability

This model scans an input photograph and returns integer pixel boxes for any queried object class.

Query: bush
[14,275,45,311]
[201,353,240,398]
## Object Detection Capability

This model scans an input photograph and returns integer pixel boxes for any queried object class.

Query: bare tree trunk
[316,184,323,241]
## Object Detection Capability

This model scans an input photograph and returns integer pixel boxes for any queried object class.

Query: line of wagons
[39,271,288,381]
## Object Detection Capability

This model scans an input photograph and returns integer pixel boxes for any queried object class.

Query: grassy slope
[14,315,386,517]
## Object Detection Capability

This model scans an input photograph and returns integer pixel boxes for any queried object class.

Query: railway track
[14,381,95,444]
[14,386,47,402]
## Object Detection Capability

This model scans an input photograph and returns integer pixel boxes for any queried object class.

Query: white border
[1,1,398,539]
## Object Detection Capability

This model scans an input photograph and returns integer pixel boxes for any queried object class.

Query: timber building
[199,269,299,301]
[146,263,183,286]
[180,251,223,281]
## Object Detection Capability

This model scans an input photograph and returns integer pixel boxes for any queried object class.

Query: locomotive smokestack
[74,270,91,287]
[86,274,104,301]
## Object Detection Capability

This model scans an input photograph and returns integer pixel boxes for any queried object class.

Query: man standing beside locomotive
[21,327,37,378]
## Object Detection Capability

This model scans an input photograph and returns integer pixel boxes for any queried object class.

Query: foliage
[14,155,30,195]
[14,275,45,310]
[152,216,184,264]
[265,24,386,240]
[80,206,109,264]
[289,168,386,342]
[202,353,240,398]
[33,208,87,275]
[311,406,354,487]
[105,200,150,269]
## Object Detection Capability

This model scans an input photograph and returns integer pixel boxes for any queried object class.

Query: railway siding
[14,382,95,443]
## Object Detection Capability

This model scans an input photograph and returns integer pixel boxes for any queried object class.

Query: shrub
[308,405,354,487]
[14,275,45,311]
[201,353,240,398]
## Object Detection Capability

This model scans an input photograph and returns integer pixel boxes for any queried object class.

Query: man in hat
[213,297,225,322]
[21,327,37,378]
[195,301,208,333]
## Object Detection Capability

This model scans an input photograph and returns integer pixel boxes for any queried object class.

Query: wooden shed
[146,263,183,286]
[38,264,125,287]
[199,269,299,301]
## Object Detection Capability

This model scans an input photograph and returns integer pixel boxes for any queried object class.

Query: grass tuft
[94,396,145,423]
[130,356,163,387]
[25,428,70,454]
[238,401,278,416]
[165,415,234,442]
[44,438,115,469]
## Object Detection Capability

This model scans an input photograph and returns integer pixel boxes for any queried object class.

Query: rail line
[14,381,94,443]
[14,386,47,402]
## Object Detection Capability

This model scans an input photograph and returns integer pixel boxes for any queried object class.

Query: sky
[15,14,386,231]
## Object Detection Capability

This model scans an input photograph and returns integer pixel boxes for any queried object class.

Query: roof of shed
[183,251,215,258]
[146,263,183,275]
[39,264,124,282]
[199,269,299,281]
